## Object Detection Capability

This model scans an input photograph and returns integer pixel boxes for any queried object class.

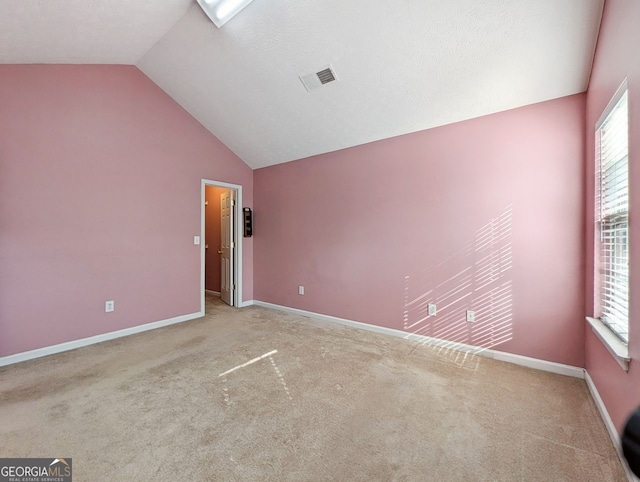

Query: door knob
[218,250,223,254]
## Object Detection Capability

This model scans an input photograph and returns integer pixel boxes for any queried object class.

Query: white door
[220,190,235,306]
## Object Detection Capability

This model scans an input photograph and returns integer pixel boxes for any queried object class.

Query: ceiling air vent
[299,65,339,92]
[316,67,335,85]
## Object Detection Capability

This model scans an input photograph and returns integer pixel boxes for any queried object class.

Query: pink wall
[255,94,586,367]
[204,186,226,292]
[0,65,253,357]
[584,0,640,432]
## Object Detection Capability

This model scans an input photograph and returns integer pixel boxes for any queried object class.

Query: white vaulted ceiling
[1,0,604,168]
[0,0,192,64]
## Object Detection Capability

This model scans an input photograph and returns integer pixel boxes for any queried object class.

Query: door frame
[201,179,243,311]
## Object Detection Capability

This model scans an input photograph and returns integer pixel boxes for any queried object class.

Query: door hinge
[231,199,236,206]
[231,242,235,248]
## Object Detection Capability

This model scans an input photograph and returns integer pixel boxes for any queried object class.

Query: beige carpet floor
[0,294,627,481]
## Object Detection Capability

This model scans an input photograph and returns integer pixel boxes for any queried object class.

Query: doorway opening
[201,179,243,312]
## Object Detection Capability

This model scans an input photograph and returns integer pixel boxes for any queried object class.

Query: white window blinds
[596,88,629,342]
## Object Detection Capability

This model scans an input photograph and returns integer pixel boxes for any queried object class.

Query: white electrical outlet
[466,310,475,323]
[298,285,304,295]
[194,236,201,245]
[428,304,437,316]
[105,300,115,313]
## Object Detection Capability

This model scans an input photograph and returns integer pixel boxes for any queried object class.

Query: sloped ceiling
[0,0,192,64]
[1,0,604,169]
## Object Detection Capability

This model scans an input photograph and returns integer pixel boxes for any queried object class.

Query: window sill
[586,317,630,371]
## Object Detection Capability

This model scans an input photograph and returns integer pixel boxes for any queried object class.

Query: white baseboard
[584,371,638,482]
[205,290,221,296]
[240,300,254,307]
[252,300,584,379]
[490,351,584,378]
[0,311,204,367]
[584,371,620,448]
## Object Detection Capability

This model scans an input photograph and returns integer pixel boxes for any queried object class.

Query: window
[595,86,629,343]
